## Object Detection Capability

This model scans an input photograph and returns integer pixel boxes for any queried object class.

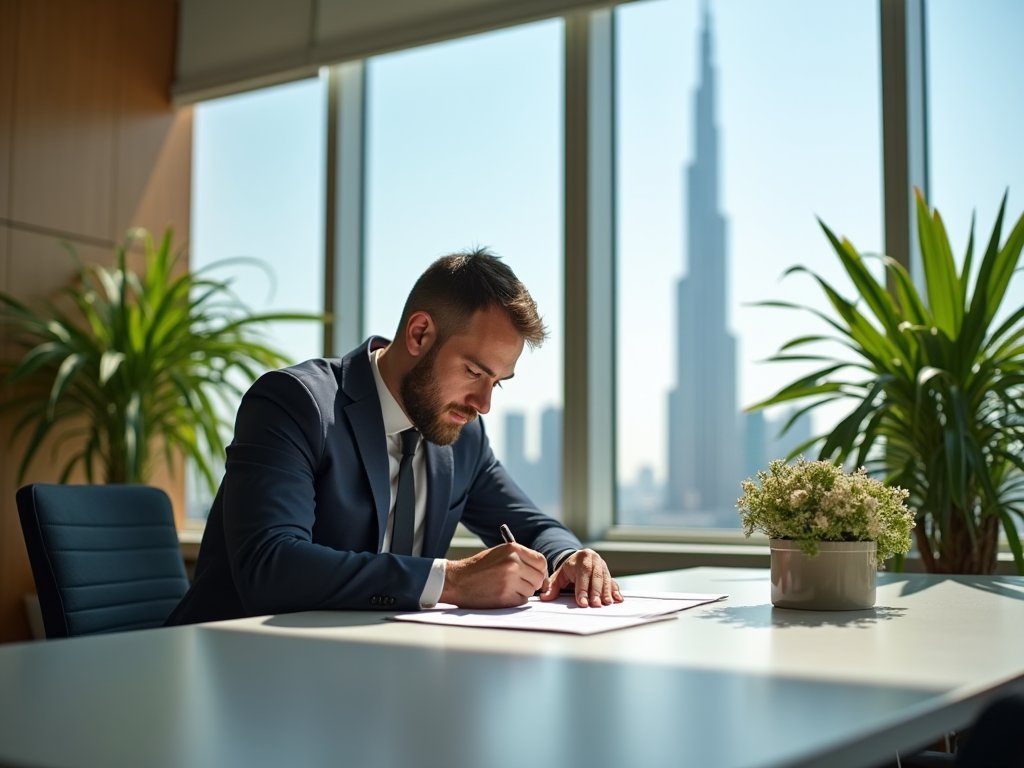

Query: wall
[0,0,190,643]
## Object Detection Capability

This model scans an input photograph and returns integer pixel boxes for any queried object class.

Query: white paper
[390,592,727,635]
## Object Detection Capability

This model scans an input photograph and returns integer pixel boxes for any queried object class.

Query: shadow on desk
[696,603,908,629]
[878,573,1024,602]
[261,612,392,630]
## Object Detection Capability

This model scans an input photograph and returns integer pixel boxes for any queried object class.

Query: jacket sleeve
[221,370,433,614]
[458,420,582,574]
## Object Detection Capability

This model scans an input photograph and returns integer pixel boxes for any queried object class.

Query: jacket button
[371,596,379,605]
[387,597,396,606]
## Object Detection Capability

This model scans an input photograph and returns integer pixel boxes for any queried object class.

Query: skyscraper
[539,406,562,507]
[502,408,562,519]
[666,6,740,525]
[503,412,530,492]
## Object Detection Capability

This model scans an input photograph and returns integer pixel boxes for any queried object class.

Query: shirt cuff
[551,549,577,574]
[419,558,447,608]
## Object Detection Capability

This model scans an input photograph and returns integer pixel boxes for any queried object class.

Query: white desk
[1,567,1023,768]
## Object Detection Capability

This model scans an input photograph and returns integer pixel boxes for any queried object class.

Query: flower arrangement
[738,458,915,564]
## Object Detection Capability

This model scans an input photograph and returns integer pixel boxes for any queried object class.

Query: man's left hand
[539,549,623,608]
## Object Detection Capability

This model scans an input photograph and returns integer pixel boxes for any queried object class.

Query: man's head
[383,249,546,446]
[394,249,546,352]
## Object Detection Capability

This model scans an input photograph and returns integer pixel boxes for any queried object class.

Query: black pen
[500,523,515,544]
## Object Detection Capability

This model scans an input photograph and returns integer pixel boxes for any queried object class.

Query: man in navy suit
[166,250,621,625]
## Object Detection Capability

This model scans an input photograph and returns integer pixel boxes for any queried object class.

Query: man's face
[399,306,524,446]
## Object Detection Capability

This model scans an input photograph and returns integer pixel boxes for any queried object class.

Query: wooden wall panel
[1,0,187,643]
[0,414,33,643]
[116,109,194,252]
[0,0,16,221]
[0,227,9,641]
[7,229,108,301]
[0,224,7,296]
[114,0,192,247]
[9,0,119,240]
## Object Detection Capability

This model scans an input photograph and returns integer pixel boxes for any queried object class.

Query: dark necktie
[391,428,419,555]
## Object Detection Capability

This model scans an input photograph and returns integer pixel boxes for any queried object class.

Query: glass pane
[615,0,882,528]
[927,0,1024,281]
[187,76,327,519]
[364,20,564,518]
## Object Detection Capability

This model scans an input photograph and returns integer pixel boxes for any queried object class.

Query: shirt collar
[370,347,414,436]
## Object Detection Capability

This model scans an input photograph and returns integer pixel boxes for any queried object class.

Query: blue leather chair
[16,483,190,638]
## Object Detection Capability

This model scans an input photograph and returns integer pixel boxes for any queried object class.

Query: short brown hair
[397,249,547,350]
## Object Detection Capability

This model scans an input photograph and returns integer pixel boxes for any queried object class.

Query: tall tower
[666,5,740,525]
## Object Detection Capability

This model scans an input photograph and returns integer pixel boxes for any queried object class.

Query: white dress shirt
[370,348,447,607]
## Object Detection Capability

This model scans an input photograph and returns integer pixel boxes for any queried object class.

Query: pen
[500,523,516,544]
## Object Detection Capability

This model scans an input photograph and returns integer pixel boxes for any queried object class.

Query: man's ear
[404,311,436,358]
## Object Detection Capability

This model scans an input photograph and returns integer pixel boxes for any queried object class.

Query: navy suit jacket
[165,337,582,625]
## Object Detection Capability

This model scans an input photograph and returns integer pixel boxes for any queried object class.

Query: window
[187,76,327,519]
[363,20,565,518]
[177,2,1008,554]
[927,0,1024,287]
[615,0,882,528]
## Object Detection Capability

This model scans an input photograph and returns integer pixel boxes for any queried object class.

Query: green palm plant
[0,228,319,492]
[753,190,1024,575]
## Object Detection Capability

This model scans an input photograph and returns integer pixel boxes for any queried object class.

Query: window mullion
[563,9,615,542]
[880,0,929,284]
[324,61,367,357]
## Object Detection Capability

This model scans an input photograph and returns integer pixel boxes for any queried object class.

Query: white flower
[864,497,878,512]
[820,491,839,514]
[815,512,829,529]
[790,489,807,507]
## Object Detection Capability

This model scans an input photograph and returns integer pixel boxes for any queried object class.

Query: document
[390,591,727,635]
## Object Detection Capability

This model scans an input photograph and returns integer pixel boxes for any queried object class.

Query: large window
[180,1,1017,548]
[363,20,565,519]
[615,0,883,528]
[187,76,327,519]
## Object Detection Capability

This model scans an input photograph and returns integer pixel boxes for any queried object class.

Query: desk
[1,567,1023,768]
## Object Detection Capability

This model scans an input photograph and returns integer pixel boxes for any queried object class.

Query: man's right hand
[440,543,548,608]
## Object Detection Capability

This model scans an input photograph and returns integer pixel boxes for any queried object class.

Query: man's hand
[440,543,548,609]
[540,549,623,608]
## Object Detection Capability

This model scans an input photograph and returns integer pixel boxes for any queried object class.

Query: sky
[189,0,1024,520]
[362,20,564,472]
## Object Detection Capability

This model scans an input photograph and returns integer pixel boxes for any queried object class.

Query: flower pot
[770,539,876,610]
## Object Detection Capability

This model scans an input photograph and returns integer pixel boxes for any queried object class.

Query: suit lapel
[341,338,392,550]
[422,441,454,558]
[344,399,391,551]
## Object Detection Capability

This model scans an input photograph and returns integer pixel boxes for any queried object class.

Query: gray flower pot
[770,539,876,610]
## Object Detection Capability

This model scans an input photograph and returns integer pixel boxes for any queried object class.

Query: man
[166,250,621,625]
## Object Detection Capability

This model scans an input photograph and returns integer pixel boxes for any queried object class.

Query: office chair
[16,483,190,638]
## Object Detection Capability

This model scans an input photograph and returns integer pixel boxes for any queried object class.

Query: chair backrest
[16,483,190,639]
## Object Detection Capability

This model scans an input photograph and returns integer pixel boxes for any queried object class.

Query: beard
[399,344,478,446]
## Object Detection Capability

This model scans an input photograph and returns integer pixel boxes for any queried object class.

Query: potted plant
[738,458,915,610]
[0,228,318,493]
[751,190,1024,575]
